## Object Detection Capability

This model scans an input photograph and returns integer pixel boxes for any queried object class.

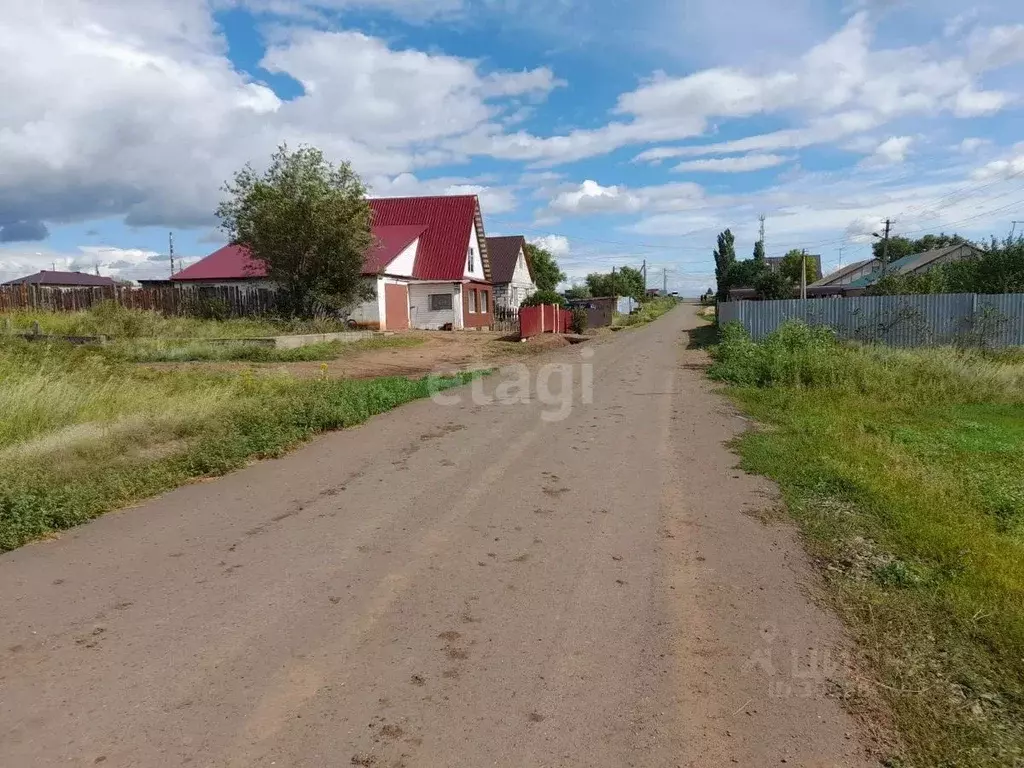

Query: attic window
[467,246,475,273]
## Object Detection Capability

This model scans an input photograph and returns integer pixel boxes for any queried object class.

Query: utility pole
[800,249,808,300]
[880,218,892,273]
[169,231,175,277]
[837,245,845,270]
[663,268,668,296]
[641,260,646,291]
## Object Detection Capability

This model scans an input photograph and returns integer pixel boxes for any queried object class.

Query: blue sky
[2,0,1024,294]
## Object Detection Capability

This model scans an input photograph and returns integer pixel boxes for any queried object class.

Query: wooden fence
[0,285,280,317]
[492,304,520,333]
[519,305,572,338]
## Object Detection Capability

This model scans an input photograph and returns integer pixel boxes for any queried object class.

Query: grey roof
[810,258,876,287]
[485,236,528,284]
[2,270,116,287]
[846,243,980,289]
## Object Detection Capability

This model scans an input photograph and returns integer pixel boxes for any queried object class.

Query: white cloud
[861,135,915,166]
[528,235,571,258]
[959,137,991,153]
[672,154,790,173]
[0,244,169,284]
[547,179,706,217]
[550,180,643,215]
[0,1,559,232]
[971,153,1024,181]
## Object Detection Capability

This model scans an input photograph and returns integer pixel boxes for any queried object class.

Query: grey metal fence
[718,293,1024,347]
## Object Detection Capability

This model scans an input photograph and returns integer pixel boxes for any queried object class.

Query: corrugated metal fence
[719,293,1024,347]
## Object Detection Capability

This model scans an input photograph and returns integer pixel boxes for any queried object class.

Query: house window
[467,246,475,273]
[480,290,489,314]
[467,289,476,313]
[429,293,453,311]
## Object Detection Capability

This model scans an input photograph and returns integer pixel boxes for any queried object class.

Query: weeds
[711,321,1024,766]
[0,338,477,551]
[613,297,678,328]
[1,302,352,339]
[107,335,423,363]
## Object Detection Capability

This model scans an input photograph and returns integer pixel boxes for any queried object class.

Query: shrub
[521,290,568,308]
[709,321,848,388]
[569,307,588,334]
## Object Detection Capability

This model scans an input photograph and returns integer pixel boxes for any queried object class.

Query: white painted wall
[408,283,459,330]
[347,277,382,327]
[384,240,418,277]
[464,220,486,281]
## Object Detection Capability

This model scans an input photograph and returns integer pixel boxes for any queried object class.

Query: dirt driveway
[0,305,878,766]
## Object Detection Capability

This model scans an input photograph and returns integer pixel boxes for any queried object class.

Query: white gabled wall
[464,219,486,281]
[384,239,418,277]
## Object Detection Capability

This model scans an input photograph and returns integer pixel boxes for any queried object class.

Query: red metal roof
[172,244,267,281]
[3,270,116,287]
[176,196,484,283]
[363,225,425,274]
[370,196,483,281]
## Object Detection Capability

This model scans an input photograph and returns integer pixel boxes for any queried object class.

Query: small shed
[567,296,617,328]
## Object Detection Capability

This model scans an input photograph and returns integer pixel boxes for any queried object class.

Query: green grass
[1,302,352,339]
[613,297,679,328]
[107,335,424,363]
[0,338,479,552]
[708,321,1024,767]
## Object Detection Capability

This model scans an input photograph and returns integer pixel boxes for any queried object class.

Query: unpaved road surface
[0,306,877,767]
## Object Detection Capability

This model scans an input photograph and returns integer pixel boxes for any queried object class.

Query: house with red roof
[485,235,536,310]
[172,195,494,331]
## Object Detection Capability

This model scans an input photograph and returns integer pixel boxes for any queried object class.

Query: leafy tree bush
[520,290,567,308]
[713,229,737,302]
[570,307,588,334]
[709,321,849,389]
[754,270,792,300]
[217,143,373,318]
[524,243,566,292]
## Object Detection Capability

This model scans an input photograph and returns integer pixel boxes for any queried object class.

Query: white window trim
[467,287,476,313]
[429,293,453,312]
[467,246,476,273]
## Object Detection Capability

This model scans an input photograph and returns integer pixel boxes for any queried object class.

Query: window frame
[480,289,489,314]
[428,293,453,312]
[467,288,476,314]
[466,246,476,273]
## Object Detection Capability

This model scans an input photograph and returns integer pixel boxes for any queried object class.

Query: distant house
[173,195,494,331]
[2,270,116,289]
[809,258,878,289]
[485,235,535,309]
[842,243,982,292]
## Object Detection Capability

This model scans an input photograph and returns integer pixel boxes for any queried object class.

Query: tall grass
[107,335,424,363]
[0,338,478,551]
[614,296,678,327]
[1,302,352,339]
[709,321,1024,766]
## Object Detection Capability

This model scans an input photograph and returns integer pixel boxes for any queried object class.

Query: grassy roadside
[613,296,679,328]
[107,335,423,363]
[706,322,1024,767]
[1,303,352,339]
[0,338,479,552]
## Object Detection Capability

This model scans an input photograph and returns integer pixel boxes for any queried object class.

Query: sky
[2,0,1024,295]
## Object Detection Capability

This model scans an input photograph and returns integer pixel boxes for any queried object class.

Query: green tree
[871,233,966,264]
[779,249,815,285]
[617,266,646,301]
[520,289,567,308]
[524,243,566,292]
[753,239,766,264]
[727,258,766,289]
[564,284,591,300]
[713,229,737,302]
[754,270,792,300]
[217,144,373,317]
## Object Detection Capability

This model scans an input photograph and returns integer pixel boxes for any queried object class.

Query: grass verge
[0,338,479,552]
[1,302,354,339]
[108,335,424,363]
[707,321,1024,767]
[613,297,679,328]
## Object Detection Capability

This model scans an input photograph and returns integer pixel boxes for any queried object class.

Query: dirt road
[0,305,877,767]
